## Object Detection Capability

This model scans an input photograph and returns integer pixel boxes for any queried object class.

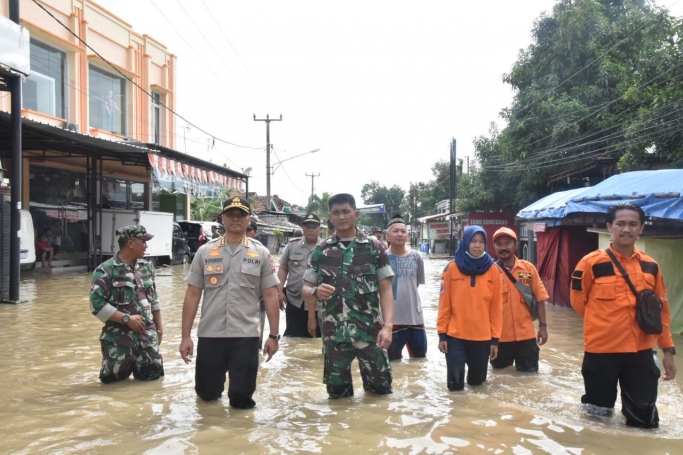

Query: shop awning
[418,212,450,223]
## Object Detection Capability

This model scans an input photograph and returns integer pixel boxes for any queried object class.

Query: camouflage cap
[302,213,321,225]
[223,196,251,214]
[116,225,154,241]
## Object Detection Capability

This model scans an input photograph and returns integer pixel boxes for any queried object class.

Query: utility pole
[306,172,320,203]
[7,0,22,303]
[253,114,282,209]
[449,139,457,256]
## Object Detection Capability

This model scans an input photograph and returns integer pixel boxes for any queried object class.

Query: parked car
[178,221,223,258]
[20,210,36,271]
[172,222,192,265]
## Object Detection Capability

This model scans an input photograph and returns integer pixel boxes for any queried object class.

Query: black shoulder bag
[497,261,538,321]
[604,249,663,335]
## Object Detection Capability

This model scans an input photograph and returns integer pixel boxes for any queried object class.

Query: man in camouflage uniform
[90,225,164,383]
[303,193,395,399]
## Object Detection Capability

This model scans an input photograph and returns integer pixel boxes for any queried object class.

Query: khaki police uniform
[185,234,279,406]
[280,237,321,337]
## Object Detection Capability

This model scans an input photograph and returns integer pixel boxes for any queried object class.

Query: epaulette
[207,237,221,244]
[443,260,454,273]
[289,237,302,242]
[585,250,604,260]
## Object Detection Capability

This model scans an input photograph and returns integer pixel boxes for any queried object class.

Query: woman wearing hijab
[437,225,503,391]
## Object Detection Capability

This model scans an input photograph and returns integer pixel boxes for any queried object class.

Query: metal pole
[449,139,456,257]
[8,0,22,302]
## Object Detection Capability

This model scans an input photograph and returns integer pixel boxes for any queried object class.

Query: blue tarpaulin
[517,170,683,221]
[517,188,587,220]
[565,170,683,220]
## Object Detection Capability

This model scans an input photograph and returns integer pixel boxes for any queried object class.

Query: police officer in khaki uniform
[278,213,323,337]
[179,197,280,409]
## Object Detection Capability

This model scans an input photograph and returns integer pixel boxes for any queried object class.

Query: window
[102,179,145,209]
[89,66,126,135]
[152,92,161,145]
[25,40,66,118]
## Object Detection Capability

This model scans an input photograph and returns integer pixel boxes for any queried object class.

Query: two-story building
[0,0,247,270]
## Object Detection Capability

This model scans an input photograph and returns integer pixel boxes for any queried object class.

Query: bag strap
[605,248,638,297]
[497,260,518,284]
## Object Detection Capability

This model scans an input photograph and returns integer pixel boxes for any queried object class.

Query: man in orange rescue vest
[491,227,549,373]
[571,202,676,428]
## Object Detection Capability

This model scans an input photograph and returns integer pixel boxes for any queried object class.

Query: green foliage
[360,181,405,228]
[190,187,233,221]
[306,192,331,219]
[459,0,683,213]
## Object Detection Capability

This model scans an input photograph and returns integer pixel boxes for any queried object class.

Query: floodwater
[1,258,682,455]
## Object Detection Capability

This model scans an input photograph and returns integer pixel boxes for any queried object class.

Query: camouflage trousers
[99,339,164,384]
[323,341,392,398]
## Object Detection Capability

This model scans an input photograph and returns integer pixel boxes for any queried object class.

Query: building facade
[0,0,246,269]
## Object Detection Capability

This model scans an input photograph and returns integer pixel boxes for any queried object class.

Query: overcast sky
[97,0,683,210]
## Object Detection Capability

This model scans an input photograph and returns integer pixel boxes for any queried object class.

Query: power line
[172,0,254,99]
[32,0,263,150]
[489,59,683,168]
[198,0,255,79]
[486,95,683,170]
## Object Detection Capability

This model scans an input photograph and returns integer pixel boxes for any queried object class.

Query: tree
[306,192,330,219]
[462,0,681,212]
[360,181,405,228]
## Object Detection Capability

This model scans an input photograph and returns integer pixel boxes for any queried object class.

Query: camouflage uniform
[90,228,163,383]
[303,230,395,398]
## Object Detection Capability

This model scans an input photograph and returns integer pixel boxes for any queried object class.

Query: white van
[20,209,36,270]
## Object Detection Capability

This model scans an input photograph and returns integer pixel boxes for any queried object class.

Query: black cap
[247,220,258,231]
[302,213,321,225]
[223,196,251,214]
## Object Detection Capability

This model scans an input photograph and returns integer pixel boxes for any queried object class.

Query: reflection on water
[1,258,682,454]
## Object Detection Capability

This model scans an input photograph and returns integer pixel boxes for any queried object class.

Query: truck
[100,210,174,266]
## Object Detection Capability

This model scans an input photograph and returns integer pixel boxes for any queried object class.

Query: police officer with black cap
[278,213,323,337]
[179,196,280,409]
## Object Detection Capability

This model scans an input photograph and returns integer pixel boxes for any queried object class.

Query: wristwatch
[311,286,318,298]
[663,347,676,356]
[122,314,130,325]
[268,334,280,341]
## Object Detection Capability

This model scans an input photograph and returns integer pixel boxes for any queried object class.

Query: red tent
[536,226,597,307]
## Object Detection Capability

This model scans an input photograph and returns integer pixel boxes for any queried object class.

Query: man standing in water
[89,225,164,383]
[278,214,323,337]
[571,202,676,428]
[179,197,280,409]
[302,193,395,398]
[491,227,549,372]
[384,214,427,361]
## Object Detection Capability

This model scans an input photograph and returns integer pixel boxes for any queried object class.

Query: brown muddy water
[1,258,682,454]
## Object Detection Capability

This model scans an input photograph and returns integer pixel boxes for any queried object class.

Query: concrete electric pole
[306,172,320,202]
[253,114,282,209]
